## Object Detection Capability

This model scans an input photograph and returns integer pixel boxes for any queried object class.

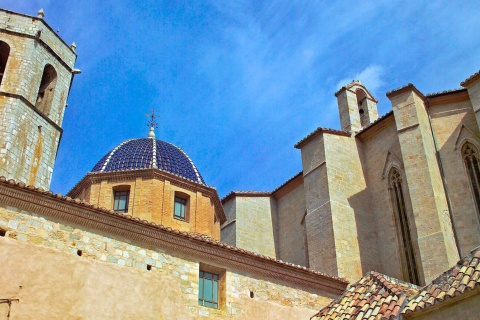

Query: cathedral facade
[0,7,479,319]
[223,75,480,287]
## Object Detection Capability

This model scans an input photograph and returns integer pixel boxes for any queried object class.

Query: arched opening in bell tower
[35,64,57,115]
[0,41,10,86]
[356,89,369,128]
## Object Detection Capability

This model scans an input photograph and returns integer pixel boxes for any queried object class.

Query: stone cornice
[67,168,226,224]
[0,177,348,294]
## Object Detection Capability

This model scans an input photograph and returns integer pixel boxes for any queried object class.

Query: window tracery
[389,168,420,285]
[462,143,480,217]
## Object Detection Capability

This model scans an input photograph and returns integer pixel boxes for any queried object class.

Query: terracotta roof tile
[295,127,351,149]
[355,111,394,137]
[461,69,480,87]
[221,190,271,203]
[402,246,480,314]
[311,272,419,320]
[425,88,466,97]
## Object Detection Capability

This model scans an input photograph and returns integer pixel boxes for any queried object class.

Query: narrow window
[198,270,219,309]
[174,194,188,221]
[389,168,420,285]
[114,190,130,213]
[35,64,57,115]
[462,143,480,217]
[0,41,10,86]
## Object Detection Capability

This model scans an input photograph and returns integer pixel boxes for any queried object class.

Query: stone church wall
[276,183,308,267]
[0,204,337,319]
[358,116,407,281]
[428,98,480,256]
[234,196,277,258]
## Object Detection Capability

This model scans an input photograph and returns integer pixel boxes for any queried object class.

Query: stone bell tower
[0,8,79,189]
[335,81,379,132]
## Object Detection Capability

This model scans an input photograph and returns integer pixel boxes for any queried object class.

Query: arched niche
[35,64,57,115]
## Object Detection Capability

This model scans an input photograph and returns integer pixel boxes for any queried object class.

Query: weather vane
[146,109,158,129]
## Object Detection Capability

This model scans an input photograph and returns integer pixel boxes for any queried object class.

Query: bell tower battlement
[0,8,79,189]
[335,81,379,132]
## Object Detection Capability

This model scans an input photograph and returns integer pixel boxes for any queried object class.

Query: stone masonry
[0,9,77,189]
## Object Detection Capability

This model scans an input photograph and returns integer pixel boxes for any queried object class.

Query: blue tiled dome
[91,138,205,184]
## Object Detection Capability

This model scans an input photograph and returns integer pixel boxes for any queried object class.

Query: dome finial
[146,109,158,139]
[148,127,156,138]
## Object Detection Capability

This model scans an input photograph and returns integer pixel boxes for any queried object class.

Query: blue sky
[2,1,480,197]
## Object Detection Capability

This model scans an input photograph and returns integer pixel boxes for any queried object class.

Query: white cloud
[336,65,385,95]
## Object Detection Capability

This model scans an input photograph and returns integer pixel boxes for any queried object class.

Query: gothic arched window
[0,41,10,86]
[462,143,480,216]
[389,168,420,285]
[35,64,57,115]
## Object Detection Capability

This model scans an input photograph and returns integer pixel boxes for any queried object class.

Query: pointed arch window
[35,64,57,115]
[389,168,420,285]
[0,41,10,86]
[462,143,480,216]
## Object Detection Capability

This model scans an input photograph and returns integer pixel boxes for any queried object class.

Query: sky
[2,1,480,198]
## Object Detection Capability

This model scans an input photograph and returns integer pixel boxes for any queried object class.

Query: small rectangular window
[198,271,219,309]
[114,190,129,213]
[174,196,187,220]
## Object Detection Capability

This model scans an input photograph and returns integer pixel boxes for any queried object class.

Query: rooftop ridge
[461,69,480,87]
[402,245,480,314]
[295,127,351,149]
[425,87,466,97]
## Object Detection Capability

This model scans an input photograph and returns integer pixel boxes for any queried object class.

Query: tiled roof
[403,246,480,314]
[355,111,394,137]
[461,69,480,87]
[311,272,419,320]
[221,191,271,203]
[91,138,205,184]
[0,176,347,285]
[295,127,351,149]
[385,83,414,97]
[271,171,303,194]
[425,88,466,97]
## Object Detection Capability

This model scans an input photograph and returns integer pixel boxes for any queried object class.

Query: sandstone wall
[83,176,219,240]
[390,88,459,283]
[220,197,236,246]
[300,131,374,282]
[276,183,308,266]
[0,10,76,189]
[428,99,480,255]
[235,196,277,258]
[358,117,408,280]
[0,205,335,319]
